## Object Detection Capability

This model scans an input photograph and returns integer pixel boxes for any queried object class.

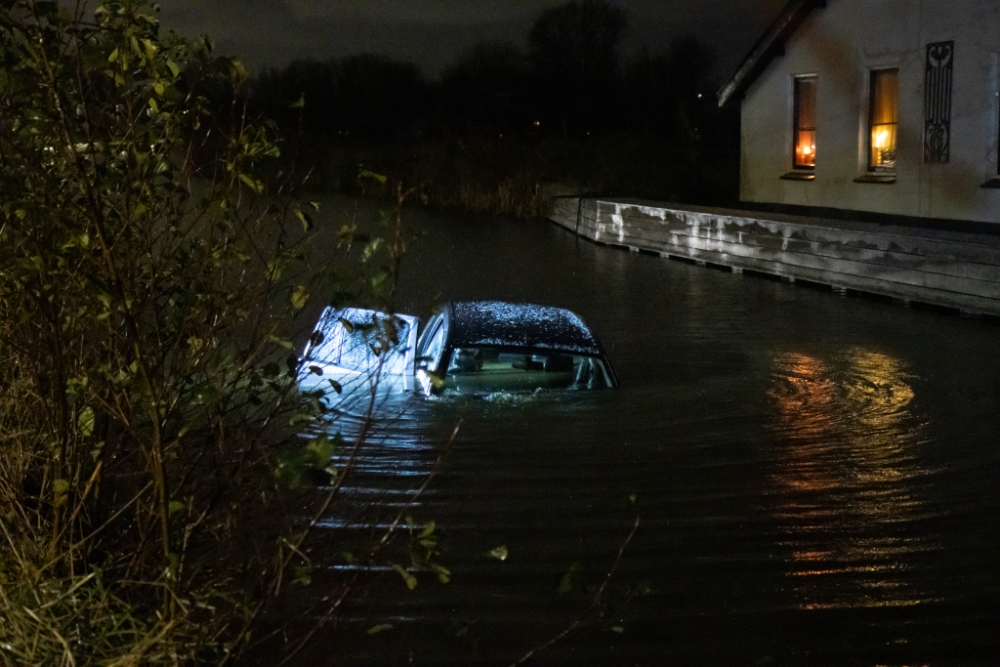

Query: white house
[718,0,1000,224]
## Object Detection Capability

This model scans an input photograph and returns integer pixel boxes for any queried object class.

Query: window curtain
[870,69,898,169]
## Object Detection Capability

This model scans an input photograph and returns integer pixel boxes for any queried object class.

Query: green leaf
[168,500,185,516]
[77,406,95,438]
[239,173,263,194]
[52,479,70,507]
[367,623,393,635]
[195,384,222,405]
[392,564,417,591]
[295,209,313,232]
[267,334,293,349]
[108,47,119,63]
[266,257,286,281]
[290,285,308,310]
[289,410,314,427]
[359,169,387,185]
[289,93,305,108]
[362,237,384,262]
[230,58,248,80]
[163,552,180,580]
[275,450,308,490]
[486,545,508,561]
[432,563,451,584]
[293,565,311,587]
[556,561,584,595]
[166,59,180,78]
[307,436,335,464]
[89,441,105,462]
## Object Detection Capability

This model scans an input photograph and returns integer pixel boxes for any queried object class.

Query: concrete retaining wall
[548,195,1000,316]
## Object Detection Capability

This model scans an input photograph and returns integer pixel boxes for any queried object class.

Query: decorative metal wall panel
[924,40,953,163]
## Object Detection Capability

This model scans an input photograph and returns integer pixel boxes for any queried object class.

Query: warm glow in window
[869,69,898,170]
[794,77,817,168]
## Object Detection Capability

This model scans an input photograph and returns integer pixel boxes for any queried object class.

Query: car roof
[447,301,605,356]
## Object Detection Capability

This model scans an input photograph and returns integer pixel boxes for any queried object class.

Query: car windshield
[442,346,613,394]
[306,308,417,377]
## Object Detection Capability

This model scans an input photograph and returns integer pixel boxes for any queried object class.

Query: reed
[285,129,735,219]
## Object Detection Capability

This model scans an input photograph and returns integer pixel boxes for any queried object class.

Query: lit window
[793,76,817,169]
[869,69,898,171]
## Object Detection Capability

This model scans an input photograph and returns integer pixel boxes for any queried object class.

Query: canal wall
[548,195,1000,317]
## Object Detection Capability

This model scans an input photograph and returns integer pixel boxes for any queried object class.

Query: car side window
[422,327,446,372]
[417,314,447,371]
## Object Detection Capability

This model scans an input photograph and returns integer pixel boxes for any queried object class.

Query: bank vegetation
[0,2,411,664]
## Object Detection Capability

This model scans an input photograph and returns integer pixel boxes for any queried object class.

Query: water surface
[297,198,999,666]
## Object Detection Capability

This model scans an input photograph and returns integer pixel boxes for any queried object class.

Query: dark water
[299,198,1000,666]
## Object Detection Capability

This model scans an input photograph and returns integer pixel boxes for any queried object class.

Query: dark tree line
[247,0,740,204]
[251,1,728,141]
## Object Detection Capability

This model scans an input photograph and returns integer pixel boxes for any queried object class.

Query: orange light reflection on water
[767,349,938,611]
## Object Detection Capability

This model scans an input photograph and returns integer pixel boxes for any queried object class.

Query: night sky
[154,0,785,81]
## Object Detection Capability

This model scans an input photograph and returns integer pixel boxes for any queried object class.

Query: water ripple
[766,349,942,612]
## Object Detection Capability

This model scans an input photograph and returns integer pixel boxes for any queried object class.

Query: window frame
[792,75,817,170]
[867,68,899,173]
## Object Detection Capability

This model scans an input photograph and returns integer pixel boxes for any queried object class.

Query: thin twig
[508,515,641,667]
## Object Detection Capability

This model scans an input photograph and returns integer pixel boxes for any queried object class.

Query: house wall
[740,0,1000,224]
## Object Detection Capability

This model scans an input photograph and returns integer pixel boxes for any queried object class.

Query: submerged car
[303,300,619,396]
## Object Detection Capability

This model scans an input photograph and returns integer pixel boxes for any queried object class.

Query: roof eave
[717,0,827,108]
